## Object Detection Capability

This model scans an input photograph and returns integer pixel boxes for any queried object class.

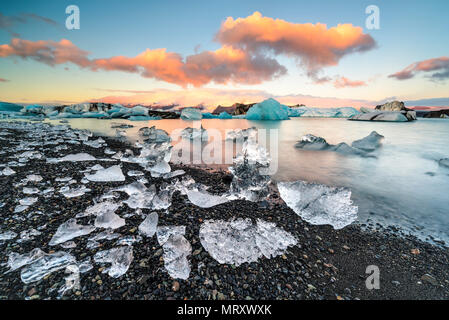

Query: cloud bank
[389,56,449,81]
[0,12,375,87]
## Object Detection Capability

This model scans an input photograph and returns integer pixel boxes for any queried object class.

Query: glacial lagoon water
[42,117,449,244]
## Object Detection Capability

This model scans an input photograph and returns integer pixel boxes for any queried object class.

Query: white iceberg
[180,107,202,120]
[351,131,384,151]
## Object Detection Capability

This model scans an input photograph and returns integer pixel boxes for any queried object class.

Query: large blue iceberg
[180,107,202,120]
[246,98,290,120]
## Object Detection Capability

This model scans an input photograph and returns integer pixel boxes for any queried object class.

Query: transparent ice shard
[18,228,42,242]
[47,153,97,163]
[277,180,358,230]
[85,165,125,182]
[127,170,144,177]
[156,225,186,246]
[187,190,229,208]
[228,130,271,202]
[78,200,121,218]
[199,218,296,266]
[49,218,96,246]
[89,229,121,242]
[162,169,185,179]
[138,212,158,237]
[139,126,171,143]
[94,210,125,229]
[58,264,80,297]
[78,257,93,273]
[1,167,16,176]
[25,174,43,182]
[60,241,77,249]
[94,246,133,278]
[19,197,38,206]
[59,185,91,198]
[161,234,192,280]
[0,230,18,241]
[115,235,142,246]
[23,187,40,195]
[255,219,297,258]
[20,251,76,284]
[6,248,45,272]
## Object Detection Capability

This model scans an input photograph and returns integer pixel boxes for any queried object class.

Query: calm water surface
[46,117,449,244]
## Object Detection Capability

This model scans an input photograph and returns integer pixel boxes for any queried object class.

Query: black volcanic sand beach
[0,121,448,300]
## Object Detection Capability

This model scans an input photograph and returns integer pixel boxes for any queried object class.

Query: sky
[0,0,448,109]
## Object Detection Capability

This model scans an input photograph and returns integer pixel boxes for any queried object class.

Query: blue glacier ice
[128,116,161,121]
[218,111,233,119]
[181,107,202,120]
[246,98,290,120]
[201,112,218,119]
[296,106,360,118]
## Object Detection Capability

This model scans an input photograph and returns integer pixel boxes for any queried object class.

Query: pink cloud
[333,76,367,88]
[389,56,449,81]
[216,11,376,78]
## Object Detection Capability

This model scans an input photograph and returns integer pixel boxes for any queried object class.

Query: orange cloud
[0,38,90,67]
[333,76,367,88]
[389,56,449,81]
[216,11,376,78]
[0,12,375,86]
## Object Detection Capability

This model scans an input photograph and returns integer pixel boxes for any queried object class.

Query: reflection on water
[46,117,449,244]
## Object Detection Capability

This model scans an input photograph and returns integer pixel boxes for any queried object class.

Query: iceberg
[94,246,133,278]
[438,158,449,168]
[180,107,202,120]
[349,111,413,122]
[294,134,330,150]
[277,181,358,229]
[246,98,289,120]
[218,111,233,119]
[351,131,384,151]
[49,219,96,246]
[201,112,218,119]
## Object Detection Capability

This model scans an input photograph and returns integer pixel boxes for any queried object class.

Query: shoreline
[0,121,448,300]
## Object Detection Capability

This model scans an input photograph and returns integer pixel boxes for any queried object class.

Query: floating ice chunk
[294,134,330,150]
[19,197,38,206]
[199,219,296,266]
[439,158,449,168]
[225,127,257,141]
[21,251,76,284]
[95,210,125,229]
[187,190,229,208]
[138,212,158,237]
[161,234,192,280]
[47,153,97,163]
[157,225,186,246]
[277,181,358,229]
[139,126,171,143]
[255,220,297,258]
[2,167,16,176]
[6,248,45,272]
[0,230,17,241]
[246,98,289,120]
[59,185,91,198]
[351,131,384,151]
[23,187,40,195]
[94,246,133,278]
[181,126,208,141]
[180,107,202,120]
[49,218,96,246]
[85,165,125,182]
[330,143,369,157]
